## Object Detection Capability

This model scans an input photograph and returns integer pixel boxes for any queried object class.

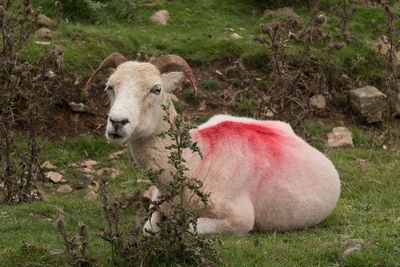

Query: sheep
[85,53,340,234]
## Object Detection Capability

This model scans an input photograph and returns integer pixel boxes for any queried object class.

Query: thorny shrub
[99,177,148,266]
[0,0,63,203]
[57,209,95,267]
[58,103,218,266]
[379,1,400,119]
[143,103,218,266]
[257,12,340,128]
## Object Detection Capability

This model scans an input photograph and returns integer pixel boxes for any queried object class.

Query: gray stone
[372,36,400,66]
[84,191,97,200]
[35,27,52,39]
[56,184,72,193]
[264,7,304,28]
[150,10,169,25]
[41,161,56,170]
[35,41,51,46]
[327,127,354,148]
[46,171,63,183]
[69,102,90,113]
[229,33,242,40]
[37,14,54,27]
[309,94,326,110]
[342,239,365,256]
[349,86,386,123]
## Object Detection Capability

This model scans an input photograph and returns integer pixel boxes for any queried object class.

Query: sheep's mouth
[109,133,123,139]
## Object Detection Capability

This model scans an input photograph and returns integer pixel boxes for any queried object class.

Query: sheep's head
[85,53,197,144]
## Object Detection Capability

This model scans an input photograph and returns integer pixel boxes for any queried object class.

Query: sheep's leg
[143,211,162,236]
[194,194,255,234]
[143,186,162,236]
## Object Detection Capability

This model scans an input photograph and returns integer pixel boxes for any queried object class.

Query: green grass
[1,137,399,266]
[3,1,400,265]
[303,120,331,150]
[23,0,388,84]
[200,79,223,91]
[26,0,265,73]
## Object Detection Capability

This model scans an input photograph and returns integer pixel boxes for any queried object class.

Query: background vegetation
[0,0,399,266]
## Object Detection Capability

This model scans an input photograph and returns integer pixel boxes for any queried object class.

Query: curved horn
[85,53,127,90]
[150,55,198,93]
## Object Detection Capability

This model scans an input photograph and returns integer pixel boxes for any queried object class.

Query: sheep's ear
[162,72,185,93]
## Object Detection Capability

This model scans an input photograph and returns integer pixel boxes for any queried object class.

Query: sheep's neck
[128,118,173,174]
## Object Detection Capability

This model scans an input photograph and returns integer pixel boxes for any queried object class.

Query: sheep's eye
[104,85,114,92]
[150,85,161,95]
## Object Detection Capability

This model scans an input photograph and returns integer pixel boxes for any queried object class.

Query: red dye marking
[195,121,287,198]
[196,121,284,166]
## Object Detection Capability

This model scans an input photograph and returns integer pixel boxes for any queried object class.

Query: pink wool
[185,115,340,233]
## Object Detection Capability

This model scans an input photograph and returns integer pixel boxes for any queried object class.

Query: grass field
[24,0,398,82]
[1,137,399,266]
[1,0,400,266]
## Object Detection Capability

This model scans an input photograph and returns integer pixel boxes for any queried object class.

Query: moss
[200,79,223,91]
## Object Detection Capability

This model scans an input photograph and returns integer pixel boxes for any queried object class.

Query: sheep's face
[104,62,184,144]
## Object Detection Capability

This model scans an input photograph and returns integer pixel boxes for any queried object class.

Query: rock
[87,180,99,192]
[327,42,346,51]
[342,239,365,256]
[68,163,79,168]
[35,27,52,39]
[150,10,170,25]
[394,93,400,118]
[229,33,242,40]
[198,100,207,112]
[78,167,94,174]
[372,36,400,66]
[69,102,90,113]
[309,94,326,110]
[35,41,51,46]
[348,86,386,123]
[37,14,54,27]
[355,158,369,167]
[96,167,120,179]
[314,13,327,25]
[81,159,98,168]
[108,150,125,160]
[45,171,63,183]
[215,70,223,76]
[41,161,56,170]
[327,127,354,148]
[84,191,97,200]
[264,7,304,28]
[266,110,274,117]
[56,184,72,193]
[45,70,56,79]
[50,45,64,69]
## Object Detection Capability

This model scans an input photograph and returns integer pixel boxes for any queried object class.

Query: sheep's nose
[109,117,129,129]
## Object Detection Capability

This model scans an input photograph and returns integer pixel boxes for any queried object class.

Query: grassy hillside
[1,137,399,266]
[24,0,397,83]
[1,0,400,266]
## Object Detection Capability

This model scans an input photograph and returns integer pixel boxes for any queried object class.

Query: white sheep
[86,53,340,234]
